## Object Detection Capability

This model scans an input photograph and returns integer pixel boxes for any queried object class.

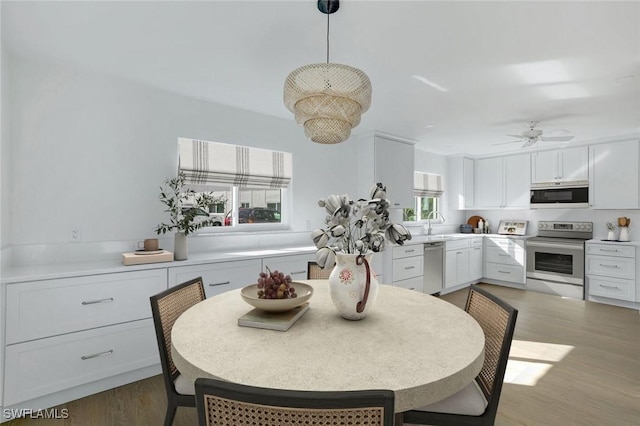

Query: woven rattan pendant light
[284,0,371,144]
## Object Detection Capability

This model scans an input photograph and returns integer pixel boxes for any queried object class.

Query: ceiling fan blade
[492,140,521,146]
[505,134,523,139]
[540,135,574,142]
[521,138,537,148]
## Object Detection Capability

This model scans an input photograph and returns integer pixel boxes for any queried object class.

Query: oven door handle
[527,241,584,251]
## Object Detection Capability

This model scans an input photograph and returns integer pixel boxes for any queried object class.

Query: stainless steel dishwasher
[423,242,444,294]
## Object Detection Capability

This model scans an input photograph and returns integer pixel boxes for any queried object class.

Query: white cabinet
[475,153,530,209]
[3,269,166,407]
[358,133,415,209]
[531,147,588,183]
[586,243,636,303]
[589,140,640,209]
[445,239,470,289]
[469,238,483,282]
[447,156,474,209]
[168,259,261,297]
[391,245,424,292]
[262,253,316,282]
[484,237,525,285]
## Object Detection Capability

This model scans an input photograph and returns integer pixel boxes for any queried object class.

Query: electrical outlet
[71,227,81,241]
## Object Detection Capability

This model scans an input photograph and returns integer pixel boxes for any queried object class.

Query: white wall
[6,51,360,255]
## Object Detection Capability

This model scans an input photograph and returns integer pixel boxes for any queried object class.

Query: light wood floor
[5,284,640,425]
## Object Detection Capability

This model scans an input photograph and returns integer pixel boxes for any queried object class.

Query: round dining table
[171,280,485,416]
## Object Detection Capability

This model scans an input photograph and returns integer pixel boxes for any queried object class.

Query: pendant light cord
[326,6,330,64]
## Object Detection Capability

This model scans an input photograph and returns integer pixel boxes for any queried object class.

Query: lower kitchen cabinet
[484,237,525,286]
[168,259,262,297]
[586,242,638,306]
[469,238,484,281]
[391,245,424,292]
[262,253,316,281]
[445,240,470,289]
[2,269,167,410]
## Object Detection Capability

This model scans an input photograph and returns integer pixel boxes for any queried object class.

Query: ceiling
[3,0,639,156]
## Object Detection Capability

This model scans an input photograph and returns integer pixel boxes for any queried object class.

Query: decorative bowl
[240,282,313,312]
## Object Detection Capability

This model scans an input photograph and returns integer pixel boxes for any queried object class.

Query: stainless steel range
[526,221,593,299]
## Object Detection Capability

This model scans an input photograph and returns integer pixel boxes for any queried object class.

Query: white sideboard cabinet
[168,259,262,297]
[586,242,638,308]
[2,269,167,412]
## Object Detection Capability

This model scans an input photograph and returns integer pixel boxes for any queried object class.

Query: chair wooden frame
[402,284,518,426]
[150,277,205,426]
[307,261,332,279]
[195,377,395,426]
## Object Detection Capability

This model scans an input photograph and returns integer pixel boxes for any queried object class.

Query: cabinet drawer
[485,263,525,284]
[392,256,424,282]
[470,238,483,247]
[5,269,167,345]
[486,237,524,251]
[486,246,524,266]
[446,239,470,251]
[586,244,635,258]
[588,276,635,302]
[169,259,261,297]
[262,253,316,281]
[393,275,424,292]
[586,255,635,280]
[392,245,422,259]
[3,319,159,406]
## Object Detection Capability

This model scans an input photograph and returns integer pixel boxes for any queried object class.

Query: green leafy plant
[155,172,225,236]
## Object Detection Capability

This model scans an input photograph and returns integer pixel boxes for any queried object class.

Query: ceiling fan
[494,121,574,148]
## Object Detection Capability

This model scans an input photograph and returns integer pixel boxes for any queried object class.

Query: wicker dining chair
[150,277,206,426]
[195,377,395,426]
[402,284,518,426]
[307,261,332,279]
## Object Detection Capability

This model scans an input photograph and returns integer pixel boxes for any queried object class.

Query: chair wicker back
[150,277,205,426]
[307,261,332,279]
[195,377,395,426]
[403,284,518,426]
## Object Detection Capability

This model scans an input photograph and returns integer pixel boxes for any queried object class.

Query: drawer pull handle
[498,270,510,274]
[290,270,306,275]
[600,284,620,290]
[81,349,114,360]
[457,251,463,254]
[404,266,415,270]
[81,298,114,305]
[209,281,231,287]
[599,264,619,268]
[599,249,619,252]
[405,249,416,253]
[499,254,510,257]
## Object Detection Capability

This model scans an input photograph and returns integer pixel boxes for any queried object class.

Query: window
[178,138,292,231]
[404,172,444,222]
[404,196,439,222]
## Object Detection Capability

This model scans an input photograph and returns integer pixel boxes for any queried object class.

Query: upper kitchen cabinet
[475,153,530,209]
[531,146,588,183]
[447,156,475,209]
[589,140,640,209]
[358,133,415,209]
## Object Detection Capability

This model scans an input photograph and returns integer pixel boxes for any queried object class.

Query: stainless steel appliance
[530,181,589,208]
[423,242,444,294]
[526,220,592,299]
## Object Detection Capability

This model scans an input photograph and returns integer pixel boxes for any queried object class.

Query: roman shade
[178,138,292,188]
[414,172,443,197]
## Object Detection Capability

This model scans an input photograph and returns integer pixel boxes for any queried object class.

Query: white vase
[174,232,188,261]
[328,252,379,320]
[607,230,616,241]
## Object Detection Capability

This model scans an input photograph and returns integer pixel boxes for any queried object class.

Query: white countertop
[586,239,640,246]
[1,233,531,284]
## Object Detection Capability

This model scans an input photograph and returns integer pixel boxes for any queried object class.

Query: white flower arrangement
[311,183,412,269]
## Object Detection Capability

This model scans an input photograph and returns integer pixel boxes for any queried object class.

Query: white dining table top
[171,280,485,412]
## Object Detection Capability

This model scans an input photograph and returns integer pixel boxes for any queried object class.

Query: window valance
[414,172,443,197]
[178,138,292,189]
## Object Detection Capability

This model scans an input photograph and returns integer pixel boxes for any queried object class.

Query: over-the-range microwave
[530,180,589,208]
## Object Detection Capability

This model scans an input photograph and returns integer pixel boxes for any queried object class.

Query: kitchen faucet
[426,211,446,235]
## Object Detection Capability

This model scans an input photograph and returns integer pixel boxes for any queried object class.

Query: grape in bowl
[241,280,313,312]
